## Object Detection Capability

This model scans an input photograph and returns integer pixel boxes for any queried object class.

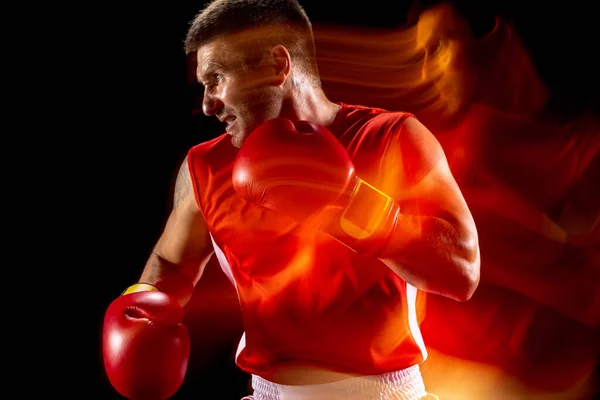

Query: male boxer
[102,1,480,399]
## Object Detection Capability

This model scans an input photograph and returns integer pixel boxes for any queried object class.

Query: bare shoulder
[366,112,437,147]
[401,115,436,139]
[173,155,194,209]
[400,116,448,159]
[379,114,455,192]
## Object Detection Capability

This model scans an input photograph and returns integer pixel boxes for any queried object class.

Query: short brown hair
[184,0,320,86]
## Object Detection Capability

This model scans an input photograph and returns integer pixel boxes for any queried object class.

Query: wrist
[331,177,400,257]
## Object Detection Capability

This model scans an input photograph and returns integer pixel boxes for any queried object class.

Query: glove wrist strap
[121,283,160,296]
[329,178,400,257]
[340,178,395,239]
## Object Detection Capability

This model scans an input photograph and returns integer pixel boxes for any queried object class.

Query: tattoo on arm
[173,157,191,208]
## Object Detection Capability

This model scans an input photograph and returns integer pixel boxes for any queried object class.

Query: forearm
[327,178,479,301]
[378,211,480,301]
[122,156,214,307]
[136,252,201,307]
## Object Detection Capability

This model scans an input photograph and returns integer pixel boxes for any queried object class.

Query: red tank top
[187,103,428,376]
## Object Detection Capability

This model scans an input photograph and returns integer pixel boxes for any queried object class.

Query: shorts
[241,364,439,400]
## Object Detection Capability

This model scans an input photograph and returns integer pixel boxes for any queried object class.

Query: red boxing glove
[103,290,190,400]
[232,118,400,256]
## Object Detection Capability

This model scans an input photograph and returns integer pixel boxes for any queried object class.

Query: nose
[202,91,223,116]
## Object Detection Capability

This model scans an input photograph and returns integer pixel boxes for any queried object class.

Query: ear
[271,45,291,86]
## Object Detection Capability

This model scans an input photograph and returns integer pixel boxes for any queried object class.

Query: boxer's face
[197,33,284,147]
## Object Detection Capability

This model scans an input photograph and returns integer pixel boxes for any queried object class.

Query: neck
[280,85,341,128]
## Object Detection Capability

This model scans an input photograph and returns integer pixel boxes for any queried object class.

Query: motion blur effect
[315,5,599,399]
[310,4,600,399]
[100,0,598,399]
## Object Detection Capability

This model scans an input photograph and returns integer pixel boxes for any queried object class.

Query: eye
[203,74,223,91]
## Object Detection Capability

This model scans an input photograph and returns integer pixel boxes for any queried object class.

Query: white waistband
[251,365,427,400]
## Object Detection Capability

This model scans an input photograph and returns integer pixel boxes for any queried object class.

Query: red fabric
[187,103,428,377]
